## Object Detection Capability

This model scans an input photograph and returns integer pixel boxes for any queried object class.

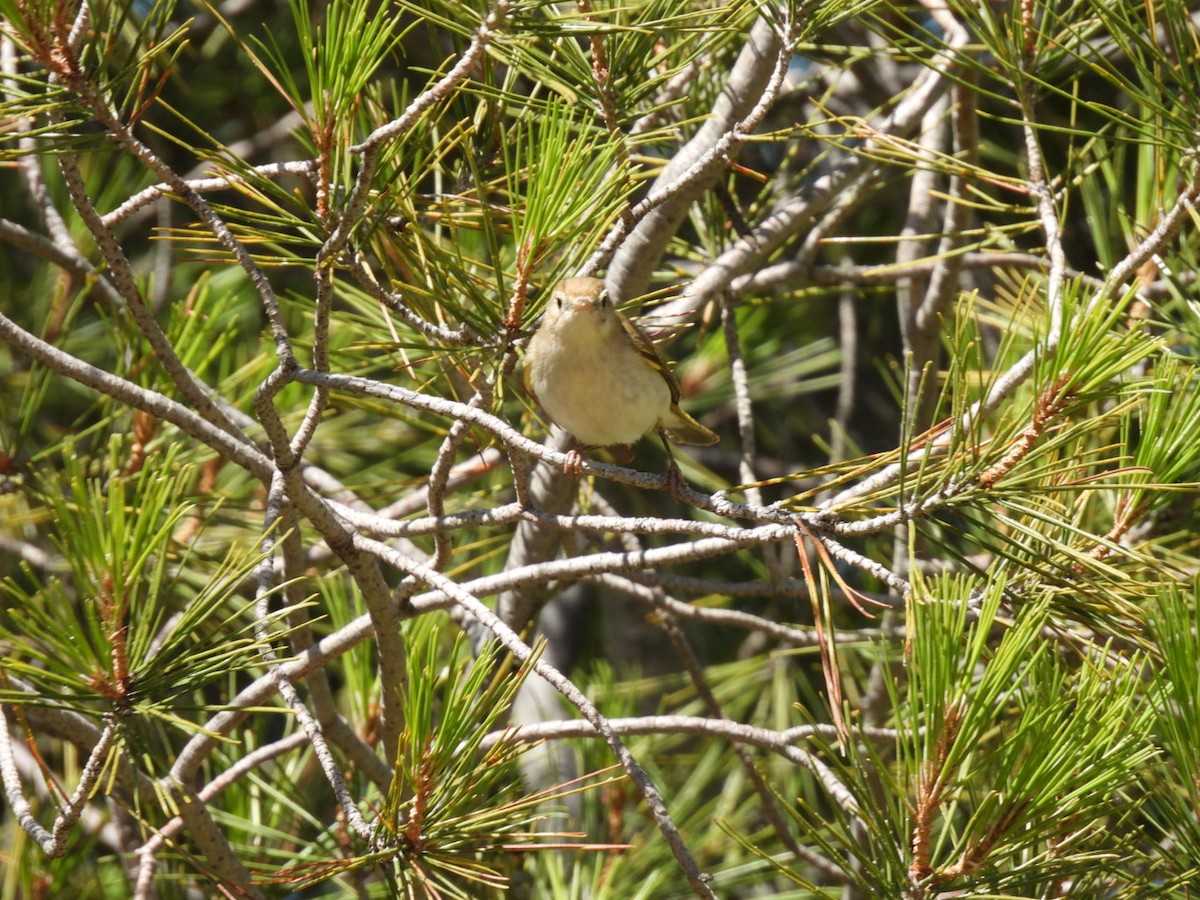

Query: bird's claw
[660,462,689,498]
[564,448,585,478]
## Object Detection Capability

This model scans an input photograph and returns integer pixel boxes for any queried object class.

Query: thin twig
[0,707,116,856]
[657,608,850,880]
[823,168,1200,511]
[323,1,512,264]
[254,475,374,843]
[476,714,865,823]
[353,533,719,899]
[100,161,317,227]
[598,15,794,293]
[661,11,973,323]
[0,312,272,477]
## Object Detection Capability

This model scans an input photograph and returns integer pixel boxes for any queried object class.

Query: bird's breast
[530,331,670,447]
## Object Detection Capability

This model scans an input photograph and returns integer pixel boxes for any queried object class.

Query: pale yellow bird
[524,277,717,461]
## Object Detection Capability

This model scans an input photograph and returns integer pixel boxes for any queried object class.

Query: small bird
[524,277,717,468]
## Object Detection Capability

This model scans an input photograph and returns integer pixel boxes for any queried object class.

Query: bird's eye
[554,294,564,309]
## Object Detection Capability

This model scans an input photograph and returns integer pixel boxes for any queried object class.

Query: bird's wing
[616,309,683,406]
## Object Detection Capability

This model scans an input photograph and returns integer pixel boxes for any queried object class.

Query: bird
[524,276,716,476]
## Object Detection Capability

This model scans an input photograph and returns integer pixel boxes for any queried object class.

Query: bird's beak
[560,299,594,317]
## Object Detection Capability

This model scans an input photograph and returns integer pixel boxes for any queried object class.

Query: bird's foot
[660,460,689,498]
[564,448,586,478]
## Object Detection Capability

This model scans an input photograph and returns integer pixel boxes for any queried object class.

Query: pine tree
[2,0,1199,896]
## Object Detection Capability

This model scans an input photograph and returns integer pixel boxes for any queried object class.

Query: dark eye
[598,289,609,308]
[554,293,564,309]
